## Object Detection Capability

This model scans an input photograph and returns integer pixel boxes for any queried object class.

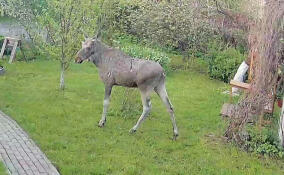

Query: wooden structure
[221,55,277,117]
[0,37,26,63]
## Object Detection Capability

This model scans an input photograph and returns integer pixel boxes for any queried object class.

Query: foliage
[0,162,7,175]
[0,0,45,41]
[225,0,284,145]
[107,0,217,56]
[206,43,245,82]
[246,125,284,158]
[111,88,142,118]
[0,6,3,16]
[1,0,100,90]
[1,60,284,174]
[86,0,251,57]
[113,34,171,71]
[37,0,97,89]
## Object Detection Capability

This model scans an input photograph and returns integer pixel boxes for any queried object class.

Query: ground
[0,60,283,175]
[0,163,7,175]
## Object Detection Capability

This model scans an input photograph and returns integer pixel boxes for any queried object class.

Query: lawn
[0,60,283,174]
[0,163,7,175]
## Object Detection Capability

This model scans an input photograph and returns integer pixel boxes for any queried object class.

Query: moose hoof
[98,120,106,127]
[172,133,179,141]
[129,128,136,134]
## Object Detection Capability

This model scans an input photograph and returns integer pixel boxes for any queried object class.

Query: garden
[0,0,283,174]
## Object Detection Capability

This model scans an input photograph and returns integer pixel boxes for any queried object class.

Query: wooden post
[0,38,7,59]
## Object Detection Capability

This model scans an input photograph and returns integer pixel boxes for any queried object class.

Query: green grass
[0,60,283,175]
[0,163,7,175]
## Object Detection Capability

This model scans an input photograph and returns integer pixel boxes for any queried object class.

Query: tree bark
[279,96,284,147]
[60,64,65,90]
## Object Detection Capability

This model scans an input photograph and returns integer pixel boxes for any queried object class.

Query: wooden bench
[229,80,275,114]
[229,80,251,101]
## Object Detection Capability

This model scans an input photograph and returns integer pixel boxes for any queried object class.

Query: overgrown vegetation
[206,43,245,82]
[118,1,214,54]
[0,163,7,175]
[0,0,249,84]
[114,34,171,71]
[246,125,284,158]
[225,0,284,148]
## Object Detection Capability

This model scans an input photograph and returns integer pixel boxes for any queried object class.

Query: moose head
[75,37,98,64]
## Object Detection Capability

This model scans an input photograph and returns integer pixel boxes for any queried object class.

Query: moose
[75,37,179,139]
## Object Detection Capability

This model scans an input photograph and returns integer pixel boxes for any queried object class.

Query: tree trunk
[60,64,65,90]
[279,96,284,147]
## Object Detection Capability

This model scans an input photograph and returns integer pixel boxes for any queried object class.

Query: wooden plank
[0,38,7,59]
[230,80,251,89]
[5,37,20,41]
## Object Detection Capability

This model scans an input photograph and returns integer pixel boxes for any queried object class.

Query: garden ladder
[0,37,26,63]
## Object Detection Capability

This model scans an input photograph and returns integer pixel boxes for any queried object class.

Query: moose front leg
[98,85,112,127]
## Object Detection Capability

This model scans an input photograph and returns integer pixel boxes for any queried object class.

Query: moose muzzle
[75,57,83,64]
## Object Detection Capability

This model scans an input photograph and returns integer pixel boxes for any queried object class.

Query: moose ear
[93,29,102,39]
[80,29,89,40]
[93,33,98,39]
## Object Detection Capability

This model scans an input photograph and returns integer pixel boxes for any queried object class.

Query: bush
[113,34,171,71]
[245,126,284,158]
[206,44,245,82]
[110,0,217,56]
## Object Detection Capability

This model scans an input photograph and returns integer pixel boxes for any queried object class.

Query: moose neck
[90,41,107,68]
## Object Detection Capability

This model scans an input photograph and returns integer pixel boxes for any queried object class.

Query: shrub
[113,88,142,118]
[245,126,284,158]
[206,44,245,82]
[113,34,171,71]
[110,0,217,56]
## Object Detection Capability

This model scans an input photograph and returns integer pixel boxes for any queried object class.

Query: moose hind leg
[98,85,112,127]
[129,91,152,133]
[155,84,179,140]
